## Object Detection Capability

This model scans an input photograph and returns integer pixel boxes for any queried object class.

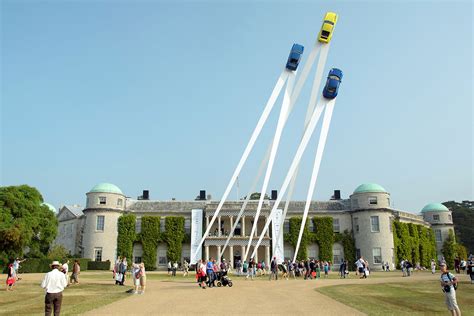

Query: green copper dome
[421,203,449,213]
[42,202,57,213]
[353,183,387,194]
[89,183,123,195]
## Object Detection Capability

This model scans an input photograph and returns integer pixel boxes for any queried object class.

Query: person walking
[355,257,365,278]
[206,258,214,287]
[138,262,146,294]
[131,263,141,294]
[183,260,189,277]
[41,261,68,316]
[120,257,128,286]
[440,262,461,316]
[62,260,70,284]
[13,258,26,281]
[172,262,178,277]
[269,257,278,281]
[6,263,16,291]
[198,260,207,289]
[431,259,437,274]
[70,260,80,285]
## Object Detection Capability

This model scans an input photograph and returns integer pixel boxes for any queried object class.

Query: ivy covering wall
[117,214,136,260]
[313,217,335,262]
[283,216,355,265]
[163,217,186,263]
[392,221,436,268]
[284,217,310,261]
[140,216,161,270]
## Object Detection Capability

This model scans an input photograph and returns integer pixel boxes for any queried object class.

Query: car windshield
[329,75,339,80]
[290,58,298,63]
[328,87,336,92]
[321,30,330,37]
[324,20,334,25]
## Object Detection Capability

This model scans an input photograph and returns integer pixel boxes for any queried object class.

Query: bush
[163,217,186,263]
[87,260,111,270]
[117,214,136,260]
[8,258,90,273]
[140,216,161,270]
[313,217,334,262]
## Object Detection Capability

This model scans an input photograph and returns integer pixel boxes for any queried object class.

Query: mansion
[54,182,454,270]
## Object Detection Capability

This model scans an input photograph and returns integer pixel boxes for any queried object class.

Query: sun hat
[50,260,60,267]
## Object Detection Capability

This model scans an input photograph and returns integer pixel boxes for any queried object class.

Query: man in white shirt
[41,261,68,316]
[62,260,70,284]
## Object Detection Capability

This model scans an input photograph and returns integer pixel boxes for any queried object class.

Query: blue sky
[1,0,472,213]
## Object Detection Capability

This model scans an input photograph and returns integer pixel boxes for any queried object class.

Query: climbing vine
[117,214,136,260]
[393,220,437,268]
[163,217,186,263]
[284,217,310,261]
[140,216,161,270]
[313,217,334,262]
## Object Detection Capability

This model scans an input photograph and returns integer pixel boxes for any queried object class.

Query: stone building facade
[55,182,454,270]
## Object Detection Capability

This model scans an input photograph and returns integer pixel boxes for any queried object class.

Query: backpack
[446,273,458,290]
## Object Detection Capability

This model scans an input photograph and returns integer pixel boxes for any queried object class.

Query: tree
[0,185,58,262]
[443,201,474,253]
[47,245,70,260]
[442,230,456,269]
[248,192,270,200]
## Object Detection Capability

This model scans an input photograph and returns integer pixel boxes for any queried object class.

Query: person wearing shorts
[439,263,461,316]
[139,263,146,294]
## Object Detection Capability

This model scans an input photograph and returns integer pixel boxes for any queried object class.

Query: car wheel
[217,281,222,287]
[228,281,233,287]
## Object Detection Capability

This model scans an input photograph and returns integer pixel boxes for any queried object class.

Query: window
[356,248,361,259]
[184,219,191,234]
[159,257,167,265]
[134,256,142,264]
[96,215,105,231]
[373,248,382,264]
[370,216,380,232]
[435,230,442,242]
[389,218,393,232]
[369,196,378,205]
[309,220,315,233]
[354,217,359,233]
[387,198,390,206]
[99,196,106,205]
[433,214,440,221]
[448,214,452,221]
[333,248,342,263]
[333,218,340,233]
[135,217,142,233]
[160,218,166,232]
[94,248,103,261]
[283,220,290,233]
[117,199,123,206]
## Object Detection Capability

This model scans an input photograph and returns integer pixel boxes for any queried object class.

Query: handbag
[7,277,15,285]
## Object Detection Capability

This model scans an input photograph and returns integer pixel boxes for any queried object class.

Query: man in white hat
[41,261,68,316]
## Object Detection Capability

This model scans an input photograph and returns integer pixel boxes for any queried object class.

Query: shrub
[163,217,186,263]
[87,260,111,270]
[117,214,137,260]
[140,216,161,270]
[313,217,334,262]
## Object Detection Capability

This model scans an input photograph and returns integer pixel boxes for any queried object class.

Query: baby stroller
[216,271,233,287]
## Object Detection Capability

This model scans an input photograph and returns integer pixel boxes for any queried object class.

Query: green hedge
[335,229,356,270]
[442,229,456,269]
[11,258,91,273]
[87,260,111,270]
[163,217,186,263]
[117,214,137,260]
[140,216,161,270]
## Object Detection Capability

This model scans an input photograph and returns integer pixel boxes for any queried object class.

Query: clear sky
[1,0,472,214]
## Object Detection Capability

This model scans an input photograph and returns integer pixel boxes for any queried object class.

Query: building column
[241,245,246,262]
[242,216,246,236]
[254,246,259,262]
[230,216,234,235]
[266,215,270,237]
[206,216,210,236]
[218,216,222,237]
[265,245,270,265]
[217,245,222,263]
[229,245,234,267]
[205,246,209,261]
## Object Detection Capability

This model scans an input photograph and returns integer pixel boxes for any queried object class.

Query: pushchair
[216,271,233,287]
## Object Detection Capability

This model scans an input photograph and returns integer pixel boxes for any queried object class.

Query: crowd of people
[113,256,147,294]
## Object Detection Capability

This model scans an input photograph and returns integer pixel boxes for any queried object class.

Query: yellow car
[318,12,338,43]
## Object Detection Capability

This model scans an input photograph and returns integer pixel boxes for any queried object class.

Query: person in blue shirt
[439,263,461,316]
[206,258,214,287]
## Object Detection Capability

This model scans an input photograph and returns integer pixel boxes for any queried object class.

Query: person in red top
[6,263,15,291]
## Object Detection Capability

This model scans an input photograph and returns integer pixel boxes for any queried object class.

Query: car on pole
[286,44,304,71]
[318,12,338,43]
[322,68,343,99]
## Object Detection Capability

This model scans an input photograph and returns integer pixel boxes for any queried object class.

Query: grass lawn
[316,280,474,316]
[0,275,128,315]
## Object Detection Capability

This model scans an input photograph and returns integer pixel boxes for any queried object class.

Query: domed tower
[82,183,125,265]
[350,183,394,270]
[421,203,454,261]
[42,202,58,214]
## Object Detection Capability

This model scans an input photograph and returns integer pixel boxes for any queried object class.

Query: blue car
[286,44,304,71]
[322,68,343,99]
